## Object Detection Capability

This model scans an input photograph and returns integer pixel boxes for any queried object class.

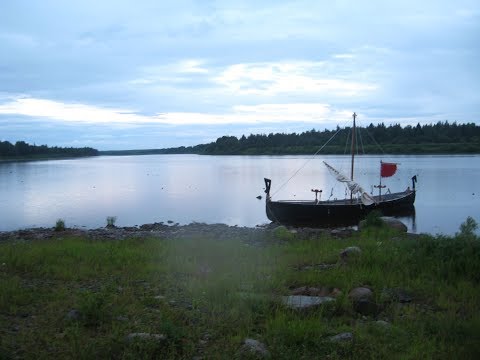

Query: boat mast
[350,112,356,201]
[350,112,356,181]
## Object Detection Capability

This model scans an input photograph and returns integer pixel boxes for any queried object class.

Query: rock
[291,286,341,297]
[381,288,413,303]
[340,246,362,262]
[375,320,391,328]
[282,295,335,310]
[239,338,270,358]
[329,332,353,343]
[65,309,81,321]
[348,287,373,301]
[126,333,167,342]
[330,228,354,238]
[380,217,408,232]
[353,298,379,316]
[349,287,378,316]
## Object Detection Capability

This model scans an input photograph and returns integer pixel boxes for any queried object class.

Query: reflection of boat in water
[264,112,417,227]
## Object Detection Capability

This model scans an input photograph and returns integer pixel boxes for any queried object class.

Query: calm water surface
[1,154,479,235]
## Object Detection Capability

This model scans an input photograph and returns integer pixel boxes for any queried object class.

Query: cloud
[0,96,352,126]
[214,61,378,96]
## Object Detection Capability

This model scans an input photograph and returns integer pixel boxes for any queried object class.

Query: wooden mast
[350,112,356,201]
[350,112,356,181]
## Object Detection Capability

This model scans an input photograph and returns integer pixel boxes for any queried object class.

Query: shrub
[106,216,117,228]
[55,219,65,232]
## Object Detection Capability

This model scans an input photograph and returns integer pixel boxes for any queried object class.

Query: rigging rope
[358,126,365,155]
[271,127,343,197]
[364,127,386,154]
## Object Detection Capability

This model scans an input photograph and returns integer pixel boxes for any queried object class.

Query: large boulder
[380,217,408,232]
[349,287,379,316]
[348,287,373,301]
[359,216,407,232]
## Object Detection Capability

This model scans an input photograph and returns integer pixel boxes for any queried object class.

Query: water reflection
[0,154,479,235]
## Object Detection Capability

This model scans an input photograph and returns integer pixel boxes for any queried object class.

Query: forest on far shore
[3,121,480,158]
[102,121,480,156]
[0,141,99,159]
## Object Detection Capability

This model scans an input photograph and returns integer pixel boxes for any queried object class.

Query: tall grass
[0,224,479,358]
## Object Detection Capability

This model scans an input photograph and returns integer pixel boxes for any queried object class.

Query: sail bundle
[323,162,376,206]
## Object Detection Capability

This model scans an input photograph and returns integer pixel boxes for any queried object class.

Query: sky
[0,0,479,150]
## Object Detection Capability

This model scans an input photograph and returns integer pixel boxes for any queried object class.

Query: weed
[106,216,117,228]
[55,218,65,231]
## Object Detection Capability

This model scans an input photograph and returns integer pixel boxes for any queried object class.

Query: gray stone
[380,217,408,232]
[126,333,167,342]
[239,338,270,358]
[340,246,362,261]
[282,295,335,310]
[329,332,353,343]
[291,286,341,297]
[330,228,354,238]
[348,287,373,301]
[353,299,379,316]
[65,309,81,321]
[381,288,413,303]
[375,320,391,328]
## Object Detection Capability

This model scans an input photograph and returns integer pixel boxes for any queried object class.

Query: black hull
[266,190,416,227]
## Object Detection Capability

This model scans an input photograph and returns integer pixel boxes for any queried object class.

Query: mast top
[353,112,357,121]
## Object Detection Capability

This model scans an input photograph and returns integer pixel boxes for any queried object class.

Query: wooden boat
[264,113,417,226]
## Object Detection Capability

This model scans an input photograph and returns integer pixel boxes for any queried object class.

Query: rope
[364,127,386,154]
[358,127,365,154]
[271,127,343,197]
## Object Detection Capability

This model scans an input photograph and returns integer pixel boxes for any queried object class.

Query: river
[0,154,479,235]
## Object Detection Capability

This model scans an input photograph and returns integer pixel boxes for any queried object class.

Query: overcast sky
[1,0,478,150]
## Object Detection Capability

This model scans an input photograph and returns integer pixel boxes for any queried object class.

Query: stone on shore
[282,295,335,310]
[340,246,362,262]
[239,338,270,358]
[348,287,373,301]
[349,287,379,316]
[329,332,354,343]
[359,216,407,232]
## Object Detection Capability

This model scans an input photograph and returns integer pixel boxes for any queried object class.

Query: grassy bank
[1,224,479,359]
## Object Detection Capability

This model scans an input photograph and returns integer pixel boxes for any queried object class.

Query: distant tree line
[0,140,99,159]
[152,121,480,155]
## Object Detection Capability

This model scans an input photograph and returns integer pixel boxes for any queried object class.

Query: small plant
[77,290,109,327]
[55,218,65,232]
[273,225,295,241]
[106,216,117,228]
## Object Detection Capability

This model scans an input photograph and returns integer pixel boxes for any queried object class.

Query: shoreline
[0,221,356,243]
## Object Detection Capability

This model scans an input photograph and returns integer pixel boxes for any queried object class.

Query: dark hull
[266,190,416,227]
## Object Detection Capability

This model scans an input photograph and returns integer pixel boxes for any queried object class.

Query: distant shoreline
[0,154,99,163]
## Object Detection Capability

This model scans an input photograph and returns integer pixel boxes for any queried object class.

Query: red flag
[381,162,397,178]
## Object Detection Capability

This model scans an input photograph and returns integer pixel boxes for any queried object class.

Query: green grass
[0,227,479,359]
